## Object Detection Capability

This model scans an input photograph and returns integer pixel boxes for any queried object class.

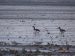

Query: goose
[57,27,66,33]
[32,26,40,32]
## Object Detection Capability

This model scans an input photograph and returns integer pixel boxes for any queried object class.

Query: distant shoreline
[0,2,75,6]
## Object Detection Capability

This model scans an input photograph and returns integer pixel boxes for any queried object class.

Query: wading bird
[57,27,66,37]
[58,27,66,33]
[32,26,40,32]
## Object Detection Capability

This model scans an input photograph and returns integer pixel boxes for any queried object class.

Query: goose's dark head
[32,26,35,28]
[57,27,61,29]
[32,26,35,30]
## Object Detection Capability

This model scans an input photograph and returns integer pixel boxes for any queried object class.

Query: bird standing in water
[32,25,40,37]
[58,27,66,32]
[57,27,66,37]
[32,26,40,32]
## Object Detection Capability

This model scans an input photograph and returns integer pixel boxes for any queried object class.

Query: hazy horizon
[0,0,75,6]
